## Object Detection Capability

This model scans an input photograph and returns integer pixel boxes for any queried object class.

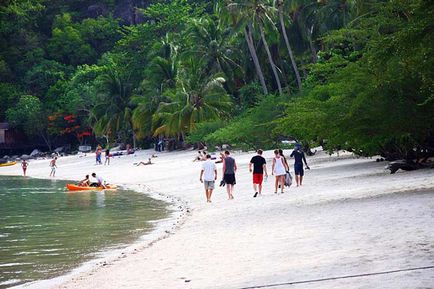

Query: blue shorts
[294,163,304,176]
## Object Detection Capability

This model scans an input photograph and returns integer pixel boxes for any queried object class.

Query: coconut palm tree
[153,58,232,139]
[226,0,283,95]
[219,1,269,95]
[274,0,302,90]
[91,64,135,145]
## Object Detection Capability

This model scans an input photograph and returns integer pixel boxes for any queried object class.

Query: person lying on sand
[78,175,90,186]
[135,158,153,166]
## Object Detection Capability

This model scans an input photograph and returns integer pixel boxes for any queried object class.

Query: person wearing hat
[290,143,310,186]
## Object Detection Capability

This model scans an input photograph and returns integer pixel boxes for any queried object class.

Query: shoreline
[2,149,434,289]
[3,176,189,289]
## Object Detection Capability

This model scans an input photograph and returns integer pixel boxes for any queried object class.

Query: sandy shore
[2,149,434,289]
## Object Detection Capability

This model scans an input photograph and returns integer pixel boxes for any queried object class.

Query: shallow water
[0,176,168,288]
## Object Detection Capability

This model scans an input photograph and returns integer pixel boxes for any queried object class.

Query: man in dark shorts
[222,151,237,200]
[249,149,268,197]
[290,144,310,186]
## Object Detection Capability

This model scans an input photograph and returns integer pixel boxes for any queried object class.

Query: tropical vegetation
[0,0,432,160]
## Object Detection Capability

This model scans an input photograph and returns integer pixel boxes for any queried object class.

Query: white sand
[2,149,434,289]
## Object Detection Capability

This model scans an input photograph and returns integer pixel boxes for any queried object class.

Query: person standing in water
[290,143,310,186]
[49,157,57,177]
[249,149,267,197]
[272,150,288,194]
[222,151,237,200]
[21,159,28,176]
[200,154,217,203]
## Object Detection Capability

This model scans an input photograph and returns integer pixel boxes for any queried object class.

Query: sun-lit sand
[2,149,433,289]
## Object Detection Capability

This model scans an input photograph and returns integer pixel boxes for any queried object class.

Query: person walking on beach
[49,157,57,177]
[290,144,310,186]
[200,154,217,203]
[272,150,288,194]
[222,151,237,200]
[21,159,28,176]
[249,149,267,197]
[104,148,110,165]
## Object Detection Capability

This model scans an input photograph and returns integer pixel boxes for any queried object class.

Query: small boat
[66,184,118,191]
[0,161,17,167]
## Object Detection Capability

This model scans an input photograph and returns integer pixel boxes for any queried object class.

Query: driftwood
[387,160,434,174]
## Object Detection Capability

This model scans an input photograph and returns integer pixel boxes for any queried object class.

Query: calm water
[0,176,168,288]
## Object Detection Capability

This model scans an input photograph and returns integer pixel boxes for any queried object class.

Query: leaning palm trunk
[279,9,302,90]
[258,24,283,95]
[244,24,268,95]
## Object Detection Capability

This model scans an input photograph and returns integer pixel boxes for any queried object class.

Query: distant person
[290,144,310,186]
[49,157,57,177]
[272,150,288,194]
[95,145,102,165]
[135,158,153,166]
[249,149,268,197]
[21,160,28,176]
[104,149,110,165]
[222,151,237,200]
[200,154,217,203]
[90,173,106,189]
[78,175,90,186]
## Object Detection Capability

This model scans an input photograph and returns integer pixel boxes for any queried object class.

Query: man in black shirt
[290,144,310,186]
[249,149,268,197]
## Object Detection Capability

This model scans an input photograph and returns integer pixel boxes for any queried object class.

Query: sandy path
[2,149,434,289]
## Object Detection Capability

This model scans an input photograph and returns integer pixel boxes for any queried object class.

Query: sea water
[0,176,168,288]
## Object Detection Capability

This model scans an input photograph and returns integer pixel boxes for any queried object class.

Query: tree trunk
[259,24,283,95]
[279,10,302,90]
[244,24,268,95]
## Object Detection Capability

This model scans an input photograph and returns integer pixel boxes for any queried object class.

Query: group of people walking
[199,145,309,202]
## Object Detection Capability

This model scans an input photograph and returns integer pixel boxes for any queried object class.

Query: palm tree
[226,0,283,95]
[91,58,135,146]
[274,0,302,90]
[153,58,232,138]
[219,1,268,95]
[131,35,179,139]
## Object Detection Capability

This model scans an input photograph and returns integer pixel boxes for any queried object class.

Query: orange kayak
[0,161,17,167]
[66,184,118,191]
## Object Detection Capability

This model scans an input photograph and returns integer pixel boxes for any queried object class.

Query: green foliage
[6,95,46,137]
[186,120,226,144]
[206,94,285,150]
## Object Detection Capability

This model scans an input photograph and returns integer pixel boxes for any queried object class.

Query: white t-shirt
[202,160,216,181]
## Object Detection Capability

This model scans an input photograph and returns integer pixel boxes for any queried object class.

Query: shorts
[253,173,263,184]
[294,163,304,176]
[223,174,236,185]
[204,180,215,190]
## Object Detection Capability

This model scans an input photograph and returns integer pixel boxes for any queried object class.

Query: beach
[1,149,434,289]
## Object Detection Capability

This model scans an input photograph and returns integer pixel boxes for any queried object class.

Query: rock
[54,146,64,153]
[30,149,40,157]
[20,154,30,160]
[87,3,109,18]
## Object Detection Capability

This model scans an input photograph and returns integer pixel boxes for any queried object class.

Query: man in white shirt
[200,154,217,203]
[91,172,107,189]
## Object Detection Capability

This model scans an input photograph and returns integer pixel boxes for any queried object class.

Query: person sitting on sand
[90,173,107,189]
[215,152,225,164]
[135,158,153,166]
[78,175,90,186]
[194,151,203,162]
